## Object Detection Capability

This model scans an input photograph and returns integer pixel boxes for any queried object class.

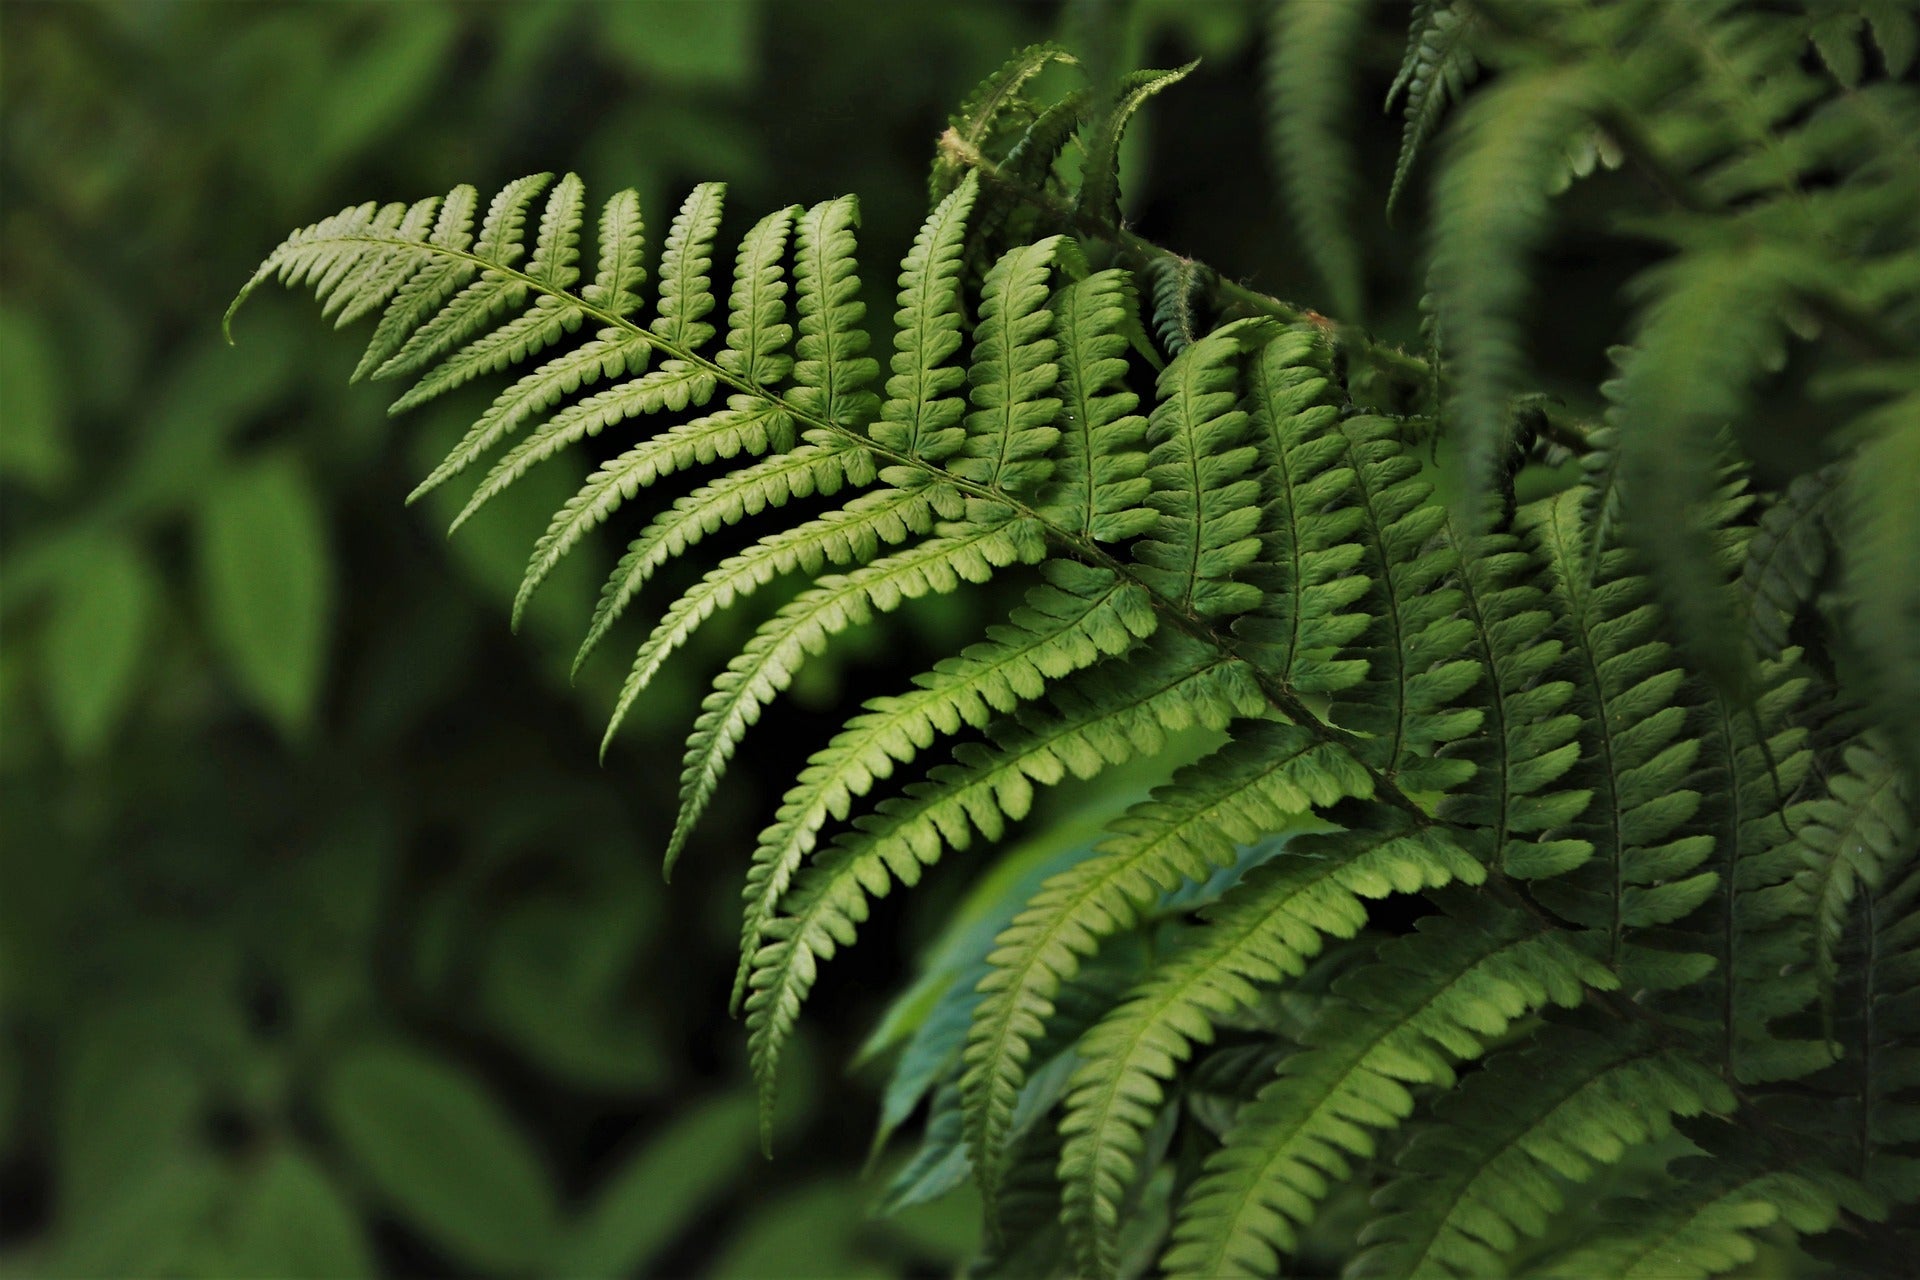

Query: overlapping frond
[1386,0,1480,216]
[1325,413,1481,791]
[1231,330,1371,695]
[240,21,1920,1269]
[1060,829,1485,1277]
[1162,899,1611,1279]
[1268,0,1369,318]
[746,633,1268,1142]
[733,561,1156,1006]
[1521,489,1716,988]
[1348,1025,1735,1279]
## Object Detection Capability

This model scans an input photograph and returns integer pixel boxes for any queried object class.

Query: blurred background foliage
[0,1,1640,1274]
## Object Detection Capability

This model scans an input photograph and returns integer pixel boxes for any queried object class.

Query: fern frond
[512,401,793,630]
[1129,319,1272,619]
[1529,1137,1864,1280]
[1269,0,1371,318]
[1741,464,1837,661]
[375,172,555,382]
[407,331,652,504]
[650,181,726,348]
[960,773,1458,1208]
[1430,67,1598,525]
[1607,248,1801,693]
[1680,652,1828,1083]
[322,197,443,328]
[448,359,715,532]
[949,238,1067,494]
[663,517,1050,873]
[1347,1025,1735,1279]
[932,42,1077,199]
[873,176,978,461]
[1386,1,1480,217]
[1231,331,1371,695]
[1042,269,1153,541]
[732,561,1157,1008]
[1162,899,1612,1279]
[1439,529,1590,879]
[597,478,929,744]
[1074,61,1199,232]
[1058,829,1483,1278]
[1788,738,1912,997]
[1521,489,1716,986]
[790,195,881,428]
[746,635,1269,1145]
[344,186,480,377]
[1327,412,1481,791]
[574,439,884,674]
[1840,399,1920,781]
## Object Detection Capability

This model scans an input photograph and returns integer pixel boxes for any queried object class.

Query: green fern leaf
[650,181,726,349]
[747,634,1268,1146]
[732,561,1157,1008]
[586,186,647,318]
[1741,465,1837,661]
[1386,1,1480,217]
[1438,528,1590,880]
[1075,61,1200,232]
[595,476,926,742]
[790,195,880,428]
[1231,331,1371,694]
[449,360,716,532]
[1430,67,1597,526]
[1043,269,1153,541]
[960,727,1392,1205]
[1326,413,1482,791]
[932,42,1077,199]
[873,175,978,461]
[1348,1025,1734,1279]
[574,439,883,674]
[340,186,481,378]
[1529,1138,1865,1280]
[1788,739,1912,997]
[663,516,1050,874]
[405,331,650,504]
[949,238,1068,494]
[1269,0,1371,318]
[374,172,554,382]
[1840,400,1920,781]
[1129,319,1272,619]
[1162,900,1610,1279]
[1059,827,1483,1278]
[512,402,793,630]
[1520,489,1716,986]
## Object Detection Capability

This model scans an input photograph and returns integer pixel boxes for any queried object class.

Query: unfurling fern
[235,15,1919,1280]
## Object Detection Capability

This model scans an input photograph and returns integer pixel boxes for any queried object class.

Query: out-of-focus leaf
[58,1025,202,1221]
[558,1093,759,1277]
[197,451,332,740]
[227,1146,375,1280]
[39,535,158,757]
[314,9,457,172]
[320,1041,558,1272]
[480,894,667,1091]
[45,1158,227,1278]
[0,305,69,491]
[602,0,760,90]
[709,1182,888,1280]
[119,324,300,519]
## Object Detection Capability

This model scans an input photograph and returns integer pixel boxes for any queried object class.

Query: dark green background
[0,2,1631,1274]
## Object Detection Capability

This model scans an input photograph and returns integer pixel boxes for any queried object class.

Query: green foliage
[230,3,1919,1277]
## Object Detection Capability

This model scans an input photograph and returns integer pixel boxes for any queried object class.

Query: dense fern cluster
[235,4,1918,1276]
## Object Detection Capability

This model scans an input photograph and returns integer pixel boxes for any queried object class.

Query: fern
[234,14,1920,1274]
